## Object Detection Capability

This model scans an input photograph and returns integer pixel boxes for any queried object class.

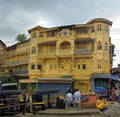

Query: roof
[2,82,17,87]
[91,73,111,79]
[28,25,47,33]
[87,18,112,25]
[110,43,115,47]
[0,40,6,47]
[0,90,21,95]
[5,39,30,50]
[28,18,112,34]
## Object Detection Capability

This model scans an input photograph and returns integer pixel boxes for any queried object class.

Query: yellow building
[27,18,114,93]
[0,40,6,72]
[3,18,114,93]
[3,40,30,80]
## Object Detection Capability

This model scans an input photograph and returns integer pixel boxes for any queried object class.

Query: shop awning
[2,83,17,87]
[111,75,119,81]
[32,88,60,95]
[91,73,111,79]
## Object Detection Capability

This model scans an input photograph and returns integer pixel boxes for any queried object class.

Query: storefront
[90,73,111,96]
[38,78,74,96]
[19,78,74,97]
[74,79,90,93]
[19,79,38,96]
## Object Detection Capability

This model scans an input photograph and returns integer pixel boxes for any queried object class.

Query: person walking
[73,89,81,109]
[115,87,120,102]
[22,87,26,115]
[65,90,73,109]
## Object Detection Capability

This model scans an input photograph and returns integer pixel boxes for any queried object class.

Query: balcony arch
[31,47,36,54]
[60,41,71,50]
[98,41,102,50]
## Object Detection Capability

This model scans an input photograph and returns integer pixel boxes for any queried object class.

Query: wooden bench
[65,101,81,109]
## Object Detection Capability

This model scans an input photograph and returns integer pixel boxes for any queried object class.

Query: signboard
[19,78,73,84]
[38,78,73,83]
[19,79,38,83]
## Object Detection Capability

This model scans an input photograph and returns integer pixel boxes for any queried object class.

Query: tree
[0,71,11,82]
[16,33,27,43]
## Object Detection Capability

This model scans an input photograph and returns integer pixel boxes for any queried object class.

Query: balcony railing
[58,49,73,57]
[38,49,91,58]
[75,49,91,55]
[5,50,16,56]
[4,58,29,67]
[38,52,56,58]
[13,69,28,76]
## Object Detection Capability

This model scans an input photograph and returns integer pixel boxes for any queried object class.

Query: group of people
[96,86,120,112]
[65,89,81,109]
[107,87,120,102]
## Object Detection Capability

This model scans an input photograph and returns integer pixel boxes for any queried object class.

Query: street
[1,114,105,117]
[27,115,104,117]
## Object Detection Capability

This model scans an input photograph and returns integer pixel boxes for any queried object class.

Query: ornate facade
[3,18,114,93]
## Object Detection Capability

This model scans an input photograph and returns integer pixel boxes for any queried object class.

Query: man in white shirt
[65,90,73,108]
[73,89,81,109]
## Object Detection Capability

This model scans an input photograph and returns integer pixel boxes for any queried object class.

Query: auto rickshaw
[0,90,22,115]
[32,88,60,114]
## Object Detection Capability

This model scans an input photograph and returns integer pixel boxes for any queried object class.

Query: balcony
[75,49,92,55]
[38,52,56,58]
[75,34,91,39]
[58,49,73,57]
[6,50,16,57]
[13,69,28,76]
[14,58,29,66]
[4,58,29,67]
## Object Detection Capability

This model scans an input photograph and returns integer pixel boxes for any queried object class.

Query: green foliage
[16,33,27,43]
[0,72,12,82]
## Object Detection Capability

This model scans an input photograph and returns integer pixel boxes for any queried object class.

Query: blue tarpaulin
[111,75,119,81]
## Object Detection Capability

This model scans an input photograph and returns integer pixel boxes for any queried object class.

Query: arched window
[38,64,42,70]
[105,42,108,50]
[97,24,102,31]
[60,41,71,49]
[91,26,94,33]
[31,63,35,69]
[39,32,43,37]
[31,47,36,54]
[38,46,43,52]
[97,64,101,69]
[85,28,88,34]
[105,25,108,31]
[98,41,102,50]
[32,32,37,38]
[76,28,88,34]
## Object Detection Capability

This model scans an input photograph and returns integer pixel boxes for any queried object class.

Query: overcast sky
[0,0,120,68]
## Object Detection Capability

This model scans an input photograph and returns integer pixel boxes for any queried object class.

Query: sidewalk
[37,108,99,115]
[14,108,99,117]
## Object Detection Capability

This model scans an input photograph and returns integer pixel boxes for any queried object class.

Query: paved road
[1,115,105,117]
[1,108,106,117]
[36,114,106,117]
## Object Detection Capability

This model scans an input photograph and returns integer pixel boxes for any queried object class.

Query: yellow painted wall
[4,18,113,93]
[27,18,113,92]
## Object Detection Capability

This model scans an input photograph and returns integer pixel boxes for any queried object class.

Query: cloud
[110,16,120,67]
[0,0,120,67]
